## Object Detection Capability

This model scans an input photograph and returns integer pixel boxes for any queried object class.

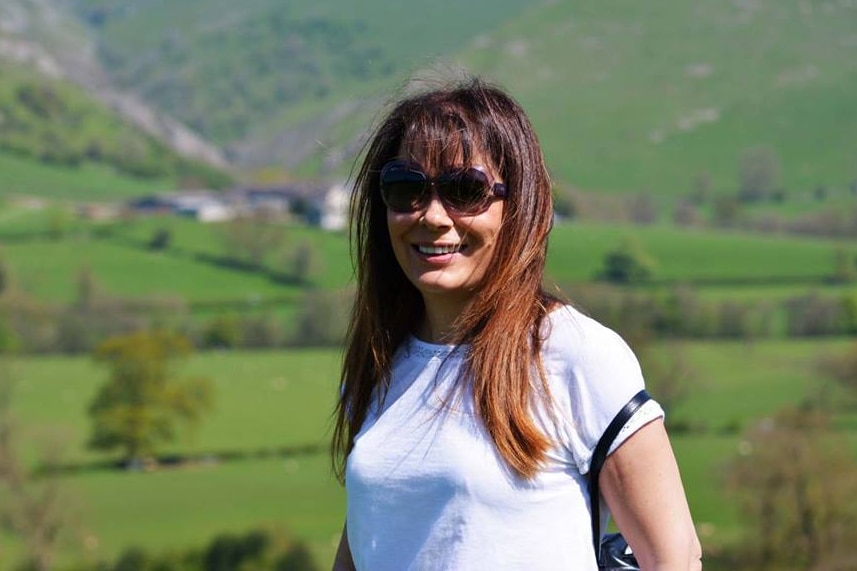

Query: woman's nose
[421,187,453,227]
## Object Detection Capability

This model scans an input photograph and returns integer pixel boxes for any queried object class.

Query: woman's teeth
[417,244,461,255]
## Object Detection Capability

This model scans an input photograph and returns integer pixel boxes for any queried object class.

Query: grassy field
[3,208,855,306]
[545,223,856,284]
[8,348,341,465]
[3,338,856,568]
[0,153,170,201]
[0,236,305,304]
[3,347,346,567]
[0,211,353,304]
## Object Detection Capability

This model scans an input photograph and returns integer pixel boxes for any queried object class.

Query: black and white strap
[588,390,652,560]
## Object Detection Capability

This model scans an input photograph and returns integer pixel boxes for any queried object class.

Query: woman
[332,77,702,570]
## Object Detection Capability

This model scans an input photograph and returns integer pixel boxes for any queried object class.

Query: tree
[724,408,857,570]
[672,199,702,227]
[553,184,582,220]
[636,341,695,419]
[0,248,9,295]
[104,526,319,570]
[832,246,856,284]
[57,265,147,354]
[738,146,781,203]
[596,239,656,284]
[290,289,350,347]
[74,263,102,310]
[628,191,658,225]
[148,227,172,251]
[216,217,286,271]
[816,343,857,408]
[690,170,712,205]
[784,293,846,336]
[202,314,241,349]
[711,194,742,228]
[47,207,71,240]
[287,240,323,285]
[1,360,81,571]
[87,330,214,464]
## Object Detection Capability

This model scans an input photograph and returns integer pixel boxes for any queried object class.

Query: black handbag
[588,390,651,570]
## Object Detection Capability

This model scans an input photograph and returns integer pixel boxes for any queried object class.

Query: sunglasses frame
[379,160,508,215]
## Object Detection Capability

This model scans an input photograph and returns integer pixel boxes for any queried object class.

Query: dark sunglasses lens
[439,170,491,213]
[381,166,426,212]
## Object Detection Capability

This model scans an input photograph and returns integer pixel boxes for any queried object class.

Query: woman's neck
[418,296,469,344]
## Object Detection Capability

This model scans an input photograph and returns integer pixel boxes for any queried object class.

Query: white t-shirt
[346,305,664,570]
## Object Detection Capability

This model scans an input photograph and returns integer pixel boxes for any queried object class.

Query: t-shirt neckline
[406,336,466,360]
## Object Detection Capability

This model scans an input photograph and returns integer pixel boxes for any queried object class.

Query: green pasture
[4,338,857,568]
[0,152,169,201]
[663,338,855,430]
[4,347,347,567]
[91,218,857,289]
[107,216,354,290]
[0,237,303,304]
[0,211,354,304]
[545,223,856,285]
[4,208,856,307]
[68,455,346,569]
[8,349,341,466]
[0,455,346,570]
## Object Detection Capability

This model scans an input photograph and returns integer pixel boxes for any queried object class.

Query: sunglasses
[379,160,508,215]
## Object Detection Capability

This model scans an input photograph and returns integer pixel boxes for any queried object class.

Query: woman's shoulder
[540,304,644,395]
[540,304,654,473]
[542,304,634,360]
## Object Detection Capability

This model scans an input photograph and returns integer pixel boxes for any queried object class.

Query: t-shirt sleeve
[545,307,665,474]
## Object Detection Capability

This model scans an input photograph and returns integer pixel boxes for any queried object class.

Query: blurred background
[1,0,856,569]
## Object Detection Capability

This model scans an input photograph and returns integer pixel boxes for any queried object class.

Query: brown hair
[332,76,559,480]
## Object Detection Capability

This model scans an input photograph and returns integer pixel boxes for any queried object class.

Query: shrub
[737,146,781,203]
[595,239,656,284]
[289,288,350,347]
[202,314,242,349]
[723,408,857,569]
[102,527,318,571]
[784,293,846,336]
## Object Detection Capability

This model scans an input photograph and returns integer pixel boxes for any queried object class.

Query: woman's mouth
[415,244,463,255]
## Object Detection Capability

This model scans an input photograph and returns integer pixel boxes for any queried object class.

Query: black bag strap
[588,389,651,559]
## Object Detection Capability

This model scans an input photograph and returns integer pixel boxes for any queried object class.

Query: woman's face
[385,145,505,312]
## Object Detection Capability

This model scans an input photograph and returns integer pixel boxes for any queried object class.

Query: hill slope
[69,0,857,200]
[0,0,232,198]
[68,0,536,168]
[5,0,855,202]
[460,0,857,197]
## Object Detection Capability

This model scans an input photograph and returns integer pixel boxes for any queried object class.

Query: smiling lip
[415,244,463,255]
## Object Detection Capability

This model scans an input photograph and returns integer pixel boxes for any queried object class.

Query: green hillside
[71,0,534,144]
[462,0,857,197]
[69,0,857,204]
[2,210,854,305]
[0,150,171,200]
[0,62,230,198]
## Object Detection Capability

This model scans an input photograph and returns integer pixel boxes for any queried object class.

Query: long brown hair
[333,77,559,481]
